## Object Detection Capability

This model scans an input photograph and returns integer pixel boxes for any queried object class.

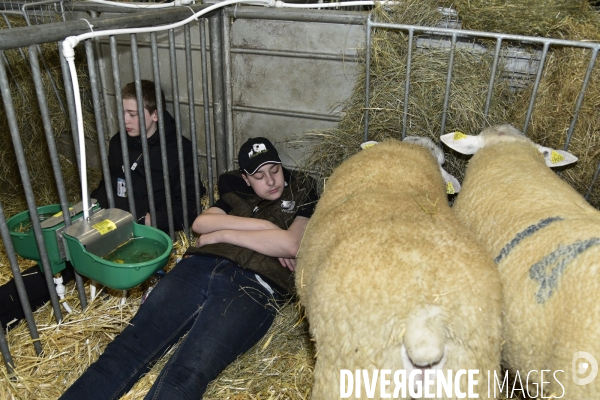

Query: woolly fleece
[296,139,502,399]
[452,124,600,398]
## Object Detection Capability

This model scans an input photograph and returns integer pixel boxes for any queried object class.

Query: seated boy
[92,79,204,232]
[59,137,318,399]
[0,80,204,330]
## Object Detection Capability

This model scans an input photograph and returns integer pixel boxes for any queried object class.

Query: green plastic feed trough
[6,202,97,275]
[63,221,172,291]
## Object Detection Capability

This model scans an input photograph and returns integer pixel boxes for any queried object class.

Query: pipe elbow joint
[62,36,79,60]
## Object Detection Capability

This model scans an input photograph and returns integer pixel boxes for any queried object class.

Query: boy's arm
[192,206,280,234]
[195,215,309,259]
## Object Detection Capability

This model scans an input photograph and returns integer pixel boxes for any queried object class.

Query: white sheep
[441,123,600,398]
[296,138,502,399]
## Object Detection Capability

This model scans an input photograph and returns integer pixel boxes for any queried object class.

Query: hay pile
[302,0,600,208]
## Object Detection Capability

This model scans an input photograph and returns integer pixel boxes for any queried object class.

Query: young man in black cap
[60,137,318,399]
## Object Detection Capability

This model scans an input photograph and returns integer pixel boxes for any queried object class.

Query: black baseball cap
[238,137,282,175]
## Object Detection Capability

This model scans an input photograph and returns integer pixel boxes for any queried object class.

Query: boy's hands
[278,257,296,272]
[195,232,218,247]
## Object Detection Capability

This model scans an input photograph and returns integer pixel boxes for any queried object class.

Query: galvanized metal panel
[230,17,364,168]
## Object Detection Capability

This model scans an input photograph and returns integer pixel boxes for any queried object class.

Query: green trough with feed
[62,208,172,291]
[7,201,99,275]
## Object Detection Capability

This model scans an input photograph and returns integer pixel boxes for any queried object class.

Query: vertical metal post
[151,32,175,239]
[89,11,112,118]
[440,33,457,137]
[0,201,42,356]
[363,13,372,142]
[0,297,15,373]
[564,47,598,150]
[483,38,503,126]
[222,10,234,171]
[169,29,190,236]
[401,29,414,140]
[208,10,227,174]
[59,40,83,182]
[185,24,202,216]
[85,39,114,208]
[200,18,215,205]
[111,36,137,220]
[29,45,72,227]
[522,41,549,135]
[131,33,156,226]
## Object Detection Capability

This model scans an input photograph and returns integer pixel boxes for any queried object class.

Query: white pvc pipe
[85,0,197,9]
[54,276,73,314]
[275,1,390,8]
[90,280,97,301]
[63,36,91,220]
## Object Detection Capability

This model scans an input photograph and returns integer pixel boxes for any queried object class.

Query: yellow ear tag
[360,141,378,150]
[453,131,467,140]
[550,151,564,164]
[446,182,455,195]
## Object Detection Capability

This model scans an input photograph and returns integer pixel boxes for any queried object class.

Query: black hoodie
[91,110,204,233]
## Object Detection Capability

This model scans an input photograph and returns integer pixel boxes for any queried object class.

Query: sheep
[441,123,599,399]
[296,138,502,399]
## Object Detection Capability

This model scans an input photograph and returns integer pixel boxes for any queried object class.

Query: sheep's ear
[440,131,483,155]
[403,136,445,165]
[535,145,578,167]
[440,167,461,194]
[360,141,378,150]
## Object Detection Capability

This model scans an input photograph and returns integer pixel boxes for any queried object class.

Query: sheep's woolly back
[453,135,600,398]
[296,139,502,399]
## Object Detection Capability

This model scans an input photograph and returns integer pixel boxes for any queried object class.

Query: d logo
[572,351,598,385]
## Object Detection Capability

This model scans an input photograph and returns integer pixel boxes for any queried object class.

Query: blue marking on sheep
[529,238,600,304]
[494,217,563,264]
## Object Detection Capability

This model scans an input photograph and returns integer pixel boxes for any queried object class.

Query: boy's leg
[145,261,279,400]
[59,256,224,400]
[0,263,75,330]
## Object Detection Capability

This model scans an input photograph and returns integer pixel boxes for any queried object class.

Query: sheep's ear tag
[360,141,378,150]
[453,131,468,140]
[440,167,461,194]
[535,145,578,167]
[440,131,482,155]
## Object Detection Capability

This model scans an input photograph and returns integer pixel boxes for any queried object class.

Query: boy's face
[242,163,285,201]
[123,98,158,138]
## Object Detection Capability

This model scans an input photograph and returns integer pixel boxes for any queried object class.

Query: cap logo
[281,200,295,213]
[249,143,268,159]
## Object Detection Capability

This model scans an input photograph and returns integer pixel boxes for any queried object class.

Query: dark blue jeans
[60,256,280,400]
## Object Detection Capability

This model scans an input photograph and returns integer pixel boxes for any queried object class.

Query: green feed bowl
[64,223,172,291]
[7,204,85,275]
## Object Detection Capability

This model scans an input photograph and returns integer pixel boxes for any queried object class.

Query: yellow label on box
[453,131,467,140]
[93,219,117,235]
[446,182,455,195]
[550,150,564,164]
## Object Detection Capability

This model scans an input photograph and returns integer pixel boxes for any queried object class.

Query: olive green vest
[186,171,315,293]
